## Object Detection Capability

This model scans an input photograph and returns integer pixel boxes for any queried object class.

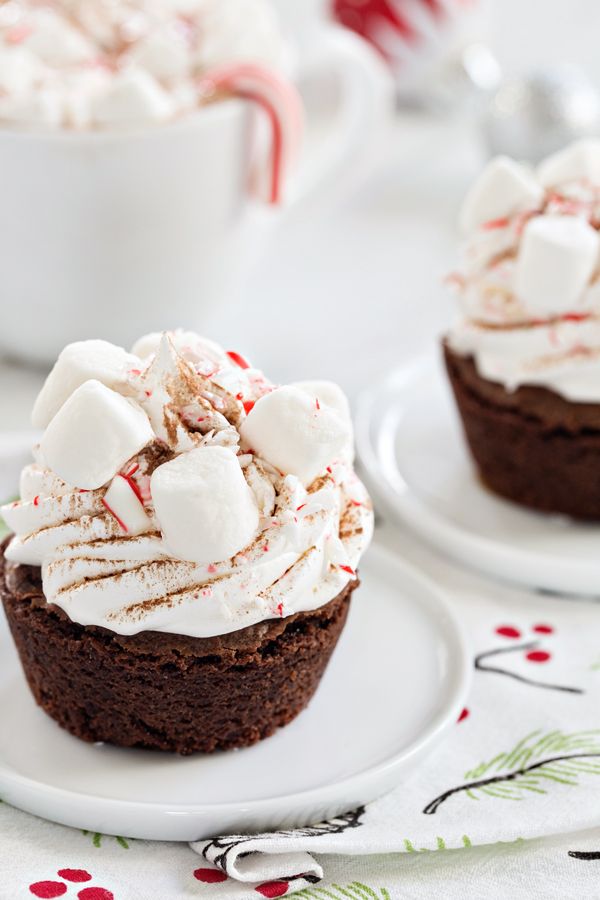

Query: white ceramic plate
[0,434,469,842]
[0,544,468,841]
[356,351,600,597]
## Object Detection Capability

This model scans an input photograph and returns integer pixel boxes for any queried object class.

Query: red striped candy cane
[198,63,303,205]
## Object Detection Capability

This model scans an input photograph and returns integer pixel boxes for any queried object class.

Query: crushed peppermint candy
[226,350,251,369]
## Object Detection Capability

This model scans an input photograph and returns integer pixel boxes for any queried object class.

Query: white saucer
[0,534,469,841]
[356,351,600,596]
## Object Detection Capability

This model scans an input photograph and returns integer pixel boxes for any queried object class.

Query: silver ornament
[483,64,600,163]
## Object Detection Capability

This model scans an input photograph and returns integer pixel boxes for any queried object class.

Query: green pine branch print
[82,830,130,849]
[423,729,600,815]
[294,883,390,900]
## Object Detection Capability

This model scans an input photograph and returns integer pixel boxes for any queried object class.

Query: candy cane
[198,63,303,205]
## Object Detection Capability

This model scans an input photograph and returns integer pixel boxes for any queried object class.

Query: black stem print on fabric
[568,851,600,860]
[202,807,366,871]
[475,641,584,695]
[423,753,600,815]
[278,873,322,885]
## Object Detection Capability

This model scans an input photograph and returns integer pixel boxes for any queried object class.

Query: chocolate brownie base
[1,546,356,754]
[444,341,600,519]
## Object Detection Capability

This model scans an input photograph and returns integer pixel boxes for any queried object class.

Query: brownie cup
[444,142,600,518]
[1,543,357,755]
[444,342,600,519]
[2,330,373,754]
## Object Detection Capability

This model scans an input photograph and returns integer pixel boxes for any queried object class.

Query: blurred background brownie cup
[1,331,373,754]
[444,140,600,519]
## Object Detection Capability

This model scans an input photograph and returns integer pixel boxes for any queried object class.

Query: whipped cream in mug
[0,0,288,128]
[447,140,600,402]
[2,331,374,638]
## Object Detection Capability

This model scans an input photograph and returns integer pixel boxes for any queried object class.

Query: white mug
[0,20,392,364]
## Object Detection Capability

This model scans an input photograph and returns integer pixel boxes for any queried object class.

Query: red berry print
[532,624,554,635]
[57,871,92,884]
[526,650,551,663]
[457,707,469,723]
[29,884,67,899]
[495,626,521,639]
[77,889,114,900]
[256,882,289,898]
[193,868,228,884]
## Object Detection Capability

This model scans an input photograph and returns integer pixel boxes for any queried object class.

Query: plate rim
[0,540,470,829]
[355,349,600,596]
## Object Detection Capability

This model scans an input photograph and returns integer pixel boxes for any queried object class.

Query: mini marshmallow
[293,380,354,462]
[459,156,543,234]
[32,339,142,429]
[515,215,599,315]
[538,139,600,188]
[151,446,259,564]
[103,474,152,535]
[91,68,174,128]
[63,67,112,130]
[127,30,190,83]
[293,380,352,424]
[24,9,96,67]
[0,46,42,96]
[195,0,287,71]
[0,86,63,127]
[240,385,352,486]
[40,380,154,490]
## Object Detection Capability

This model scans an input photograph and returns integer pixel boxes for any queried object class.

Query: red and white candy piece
[102,472,152,535]
[333,0,480,93]
[198,63,303,204]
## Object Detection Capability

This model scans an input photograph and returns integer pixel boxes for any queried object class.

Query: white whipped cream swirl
[2,331,373,638]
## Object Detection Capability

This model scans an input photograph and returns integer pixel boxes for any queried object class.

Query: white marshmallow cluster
[448,139,600,404]
[457,140,600,321]
[22,333,358,569]
[2,331,373,637]
[0,0,287,130]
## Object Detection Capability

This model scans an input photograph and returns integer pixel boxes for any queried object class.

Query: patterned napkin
[3,521,600,899]
[185,523,600,896]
